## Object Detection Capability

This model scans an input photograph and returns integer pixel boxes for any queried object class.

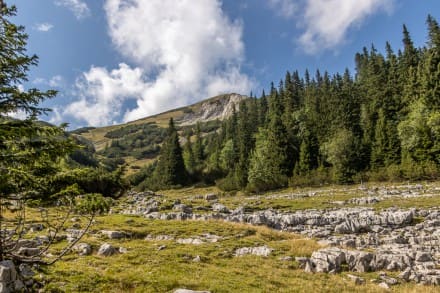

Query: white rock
[100,230,126,239]
[97,243,118,257]
[235,245,273,257]
[73,243,92,256]
[177,238,204,245]
[174,289,210,293]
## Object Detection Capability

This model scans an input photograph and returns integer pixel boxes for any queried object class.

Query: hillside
[72,93,248,173]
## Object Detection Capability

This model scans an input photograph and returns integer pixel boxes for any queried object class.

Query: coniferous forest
[134,15,440,192]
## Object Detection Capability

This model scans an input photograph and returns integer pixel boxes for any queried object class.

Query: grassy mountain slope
[73,93,248,174]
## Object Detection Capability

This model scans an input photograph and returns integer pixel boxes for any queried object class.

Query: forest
[132,15,440,192]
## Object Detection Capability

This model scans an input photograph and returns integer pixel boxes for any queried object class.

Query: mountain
[72,93,248,173]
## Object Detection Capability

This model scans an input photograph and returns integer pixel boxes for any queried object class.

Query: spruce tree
[0,3,110,264]
[152,118,187,188]
[193,122,204,168]
[184,134,196,174]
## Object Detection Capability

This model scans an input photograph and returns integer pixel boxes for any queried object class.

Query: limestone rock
[0,260,17,293]
[174,289,211,293]
[204,194,217,201]
[97,243,118,257]
[378,282,390,290]
[346,274,365,285]
[345,250,374,272]
[17,247,40,257]
[73,243,92,256]
[100,230,126,239]
[177,238,204,245]
[234,245,273,257]
[212,203,229,213]
[174,204,192,214]
[309,248,346,273]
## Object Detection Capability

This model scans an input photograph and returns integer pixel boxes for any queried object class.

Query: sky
[7,0,440,129]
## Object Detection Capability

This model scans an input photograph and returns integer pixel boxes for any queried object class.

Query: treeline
[133,16,440,191]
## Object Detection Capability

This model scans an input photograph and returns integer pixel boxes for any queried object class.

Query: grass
[12,181,440,292]
[156,182,440,214]
[41,214,439,292]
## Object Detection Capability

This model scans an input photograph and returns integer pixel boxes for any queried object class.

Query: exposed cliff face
[178,93,248,126]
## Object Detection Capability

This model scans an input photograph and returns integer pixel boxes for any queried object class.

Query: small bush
[289,167,331,187]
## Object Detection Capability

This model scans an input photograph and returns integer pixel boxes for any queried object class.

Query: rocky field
[3,182,440,292]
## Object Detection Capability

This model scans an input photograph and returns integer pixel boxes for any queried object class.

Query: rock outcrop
[178,94,248,126]
[115,185,440,286]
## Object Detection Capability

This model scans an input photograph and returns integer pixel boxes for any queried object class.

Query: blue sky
[8,0,440,128]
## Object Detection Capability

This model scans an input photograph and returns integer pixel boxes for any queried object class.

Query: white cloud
[33,75,64,88]
[49,75,64,87]
[7,110,27,120]
[298,0,395,53]
[65,0,253,126]
[64,64,148,126]
[48,107,63,125]
[35,22,54,32]
[268,0,394,53]
[54,0,90,19]
[268,0,298,19]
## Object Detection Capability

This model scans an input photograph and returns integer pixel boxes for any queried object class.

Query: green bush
[289,167,331,187]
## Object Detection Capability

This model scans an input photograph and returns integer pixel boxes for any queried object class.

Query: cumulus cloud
[268,0,394,53]
[35,22,54,32]
[298,0,394,53]
[268,0,298,19]
[64,64,148,126]
[54,0,90,19]
[65,0,253,126]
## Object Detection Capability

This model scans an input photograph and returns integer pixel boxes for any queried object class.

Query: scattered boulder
[212,203,229,213]
[345,250,374,272]
[18,264,34,280]
[17,247,40,257]
[173,204,192,214]
[177,238,204,245]
[379,273,398,286]
[193,255,201,262]
[28,223,44,232]
[346,274,365,285]
[204,194,217,201]
[100,230,126,240]
[97,243,118,257]
[378,282,390,290]
[145,234,174,241]
[308,247,346,273]
[0,260,20,293]
[73,243,92,256]
[235,245,273,257]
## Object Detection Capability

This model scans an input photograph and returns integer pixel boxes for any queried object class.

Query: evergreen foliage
[0,4,117,264]
[147,118,188,190]
[122,15,440,190]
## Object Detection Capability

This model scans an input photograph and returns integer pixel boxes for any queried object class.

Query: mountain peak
[178,93,248,126]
